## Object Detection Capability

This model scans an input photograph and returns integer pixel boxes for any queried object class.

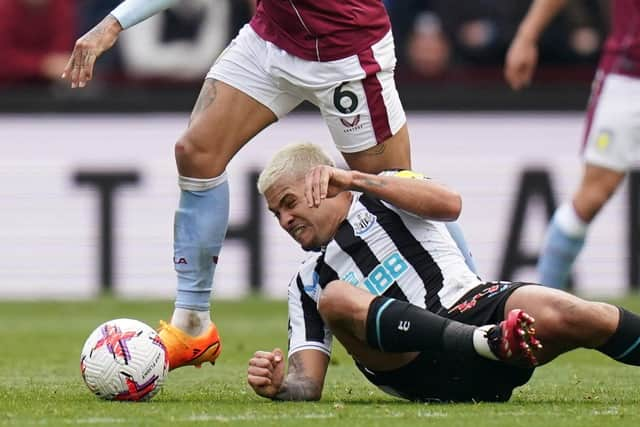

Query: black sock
[597,307,640,366]
[365,296,477,358]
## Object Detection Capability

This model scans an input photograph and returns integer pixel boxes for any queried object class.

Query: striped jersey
[287,191,483,357]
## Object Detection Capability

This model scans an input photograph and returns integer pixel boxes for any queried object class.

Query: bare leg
[341,124,411,173]
[537,163,625,288]
[163,79,277,370]
[176,79,277,177]
[572,163,625,222]
[504,285,619,364]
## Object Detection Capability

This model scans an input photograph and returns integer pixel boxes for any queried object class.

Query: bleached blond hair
[257,143,336,194]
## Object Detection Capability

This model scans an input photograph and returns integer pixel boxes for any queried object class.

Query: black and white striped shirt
[287,191,483,358]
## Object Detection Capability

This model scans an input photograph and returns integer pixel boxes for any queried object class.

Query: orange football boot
[157,321,222,370]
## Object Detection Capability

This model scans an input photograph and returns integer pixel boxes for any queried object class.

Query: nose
[280,210,294,229]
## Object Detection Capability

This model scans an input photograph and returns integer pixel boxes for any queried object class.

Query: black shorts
[356,281,537,402]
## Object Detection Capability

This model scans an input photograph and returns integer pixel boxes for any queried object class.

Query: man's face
[264,175,346,250]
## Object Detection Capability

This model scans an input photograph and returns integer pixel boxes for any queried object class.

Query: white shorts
[207,24,406,153]
[583,73,640,172]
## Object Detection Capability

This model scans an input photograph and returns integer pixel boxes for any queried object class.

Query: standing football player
[61,0,477,370]
[504,0,640,289]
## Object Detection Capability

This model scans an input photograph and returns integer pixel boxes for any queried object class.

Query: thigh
[318,69,410,173]
[319,67,407,152]
[180,79,278,177]
[341,124,411,174]
[305,32,409,172]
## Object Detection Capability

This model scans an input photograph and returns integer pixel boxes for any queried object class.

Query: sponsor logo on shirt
[342,252,409,295]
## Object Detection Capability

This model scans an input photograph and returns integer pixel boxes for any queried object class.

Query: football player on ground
[505,0,640,289]
[247,143,640,402]
[60,0,477,370]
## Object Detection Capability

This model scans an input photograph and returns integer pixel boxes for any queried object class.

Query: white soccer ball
[80,318,169,401]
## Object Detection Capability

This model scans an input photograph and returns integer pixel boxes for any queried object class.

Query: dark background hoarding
[0,0,607,113]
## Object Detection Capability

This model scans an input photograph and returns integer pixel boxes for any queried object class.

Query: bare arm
[274,350,328,401]
[305,166,461,221]
[248,349,329,401]
[504,0,568,90]
[61,0,179,88]
[61,15,122,88]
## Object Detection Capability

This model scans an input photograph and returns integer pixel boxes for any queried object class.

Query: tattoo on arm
[273,353,322,401]
[190,79,217,124]
[361,177,386,188]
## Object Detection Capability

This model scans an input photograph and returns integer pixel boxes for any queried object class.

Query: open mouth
[291,224,306,238]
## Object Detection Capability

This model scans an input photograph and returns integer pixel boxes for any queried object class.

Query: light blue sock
[538,203,587,289]
[173,173,229,311]
[445,221,478,274]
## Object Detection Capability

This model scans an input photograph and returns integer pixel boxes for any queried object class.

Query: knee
[317,281,356,324]
[175,133,225,177]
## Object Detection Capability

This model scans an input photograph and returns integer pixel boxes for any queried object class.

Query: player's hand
[504,35,539,90]
[247,348,285,399]
[61,15,123,88]
[304,166,353,208]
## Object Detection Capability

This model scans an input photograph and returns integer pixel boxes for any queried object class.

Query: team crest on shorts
[594,129,613,152]
[349,209,377,236]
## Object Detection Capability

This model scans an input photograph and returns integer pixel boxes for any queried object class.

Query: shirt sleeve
[377,169,431,219]
[287,272,333,358]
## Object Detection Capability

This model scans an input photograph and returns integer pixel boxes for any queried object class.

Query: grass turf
[1,296,639,427]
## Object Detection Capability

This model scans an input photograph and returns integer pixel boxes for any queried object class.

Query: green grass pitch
[1,295,640,427]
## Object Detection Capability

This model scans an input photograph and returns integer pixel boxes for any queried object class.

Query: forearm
[268,350,326,401]
[516,0,569,42]
[110,0,180,29]
[349,171,461,220]
[273,374,323,401]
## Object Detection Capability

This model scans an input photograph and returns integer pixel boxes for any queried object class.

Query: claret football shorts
[208,24,406,153]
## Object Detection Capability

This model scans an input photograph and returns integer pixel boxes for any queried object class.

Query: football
[80,318,169,401]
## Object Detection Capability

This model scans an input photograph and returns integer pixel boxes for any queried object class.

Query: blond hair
[257,143,336,194]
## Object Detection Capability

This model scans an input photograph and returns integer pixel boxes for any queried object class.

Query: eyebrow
[268,193,296,215]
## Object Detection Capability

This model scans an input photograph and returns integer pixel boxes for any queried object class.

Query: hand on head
[304,165,353,208]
